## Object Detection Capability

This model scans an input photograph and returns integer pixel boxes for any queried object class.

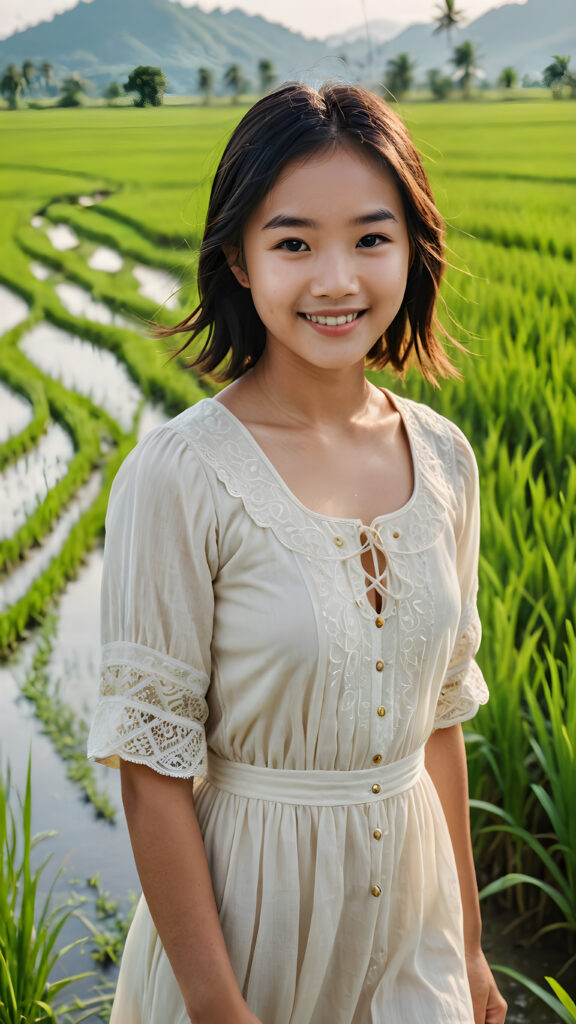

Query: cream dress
[88,390,489,1024]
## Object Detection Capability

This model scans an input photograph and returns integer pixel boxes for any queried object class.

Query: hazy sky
[0,0,527,41]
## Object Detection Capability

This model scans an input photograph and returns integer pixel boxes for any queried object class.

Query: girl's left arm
[425,723,508,1024]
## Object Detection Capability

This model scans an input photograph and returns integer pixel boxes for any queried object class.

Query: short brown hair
[155,82,459,384]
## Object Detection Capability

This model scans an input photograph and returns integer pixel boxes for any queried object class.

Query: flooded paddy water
[29,260,54,280]
[0,381,33,442]
[20,321,143,431]
[0,470,102,610]
[87,246,124,272]
[55,281,129,328]
[0,422,74,538]
[132,263,181,309]
[46,222,80,251]
[0,283,29,334]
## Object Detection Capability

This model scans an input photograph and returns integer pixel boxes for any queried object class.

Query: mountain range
[0,0,573,94]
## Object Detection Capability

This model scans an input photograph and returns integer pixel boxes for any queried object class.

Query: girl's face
[225,144,412,374]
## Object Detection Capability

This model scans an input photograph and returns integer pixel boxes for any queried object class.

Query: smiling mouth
[301,311,365,326]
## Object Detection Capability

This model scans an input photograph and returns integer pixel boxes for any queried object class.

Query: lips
[301,311,365,326]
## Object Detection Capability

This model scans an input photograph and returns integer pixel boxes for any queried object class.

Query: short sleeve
[433,425,489,729]
[87,425,218,777]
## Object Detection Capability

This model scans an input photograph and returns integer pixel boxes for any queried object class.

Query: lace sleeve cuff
[87,641,210,778]
[433,602,489,729]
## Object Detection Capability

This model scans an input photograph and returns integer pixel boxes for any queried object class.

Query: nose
[309,250,360,298]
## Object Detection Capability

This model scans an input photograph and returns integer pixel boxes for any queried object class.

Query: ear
[222,243,250,289]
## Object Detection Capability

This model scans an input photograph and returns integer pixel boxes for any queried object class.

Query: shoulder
[109,401,215,513]
[395,393,478,485]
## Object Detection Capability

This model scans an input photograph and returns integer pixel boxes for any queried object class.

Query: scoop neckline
[207,387,420,530]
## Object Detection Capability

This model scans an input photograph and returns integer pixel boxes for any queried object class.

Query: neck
[248,346,376,430]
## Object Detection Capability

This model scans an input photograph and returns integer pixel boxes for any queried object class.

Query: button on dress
[88,390,489,1024]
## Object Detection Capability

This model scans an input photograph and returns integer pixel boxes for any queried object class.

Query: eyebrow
[262,208,399,230]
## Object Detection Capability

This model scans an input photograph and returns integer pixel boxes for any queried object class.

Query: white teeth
[304,312,361,325]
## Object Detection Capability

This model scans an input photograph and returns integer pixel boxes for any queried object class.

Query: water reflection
[20,322,142,431]
[0,470,102,610]
[46,223,79,251]
[0,422,74,539]
[0,382,33,443]
[55,282,129,327]
[29,261,53,281]
[88,246,123,272]
[133,264,180,310]
[0,284,29,334]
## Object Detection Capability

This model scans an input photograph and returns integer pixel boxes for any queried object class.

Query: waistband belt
[206,746,425,807]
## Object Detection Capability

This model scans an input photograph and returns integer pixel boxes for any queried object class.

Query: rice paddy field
[0,98,575,1021]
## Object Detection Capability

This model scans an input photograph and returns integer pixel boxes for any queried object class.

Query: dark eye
[278,239,309,252]
[357,234,387,248]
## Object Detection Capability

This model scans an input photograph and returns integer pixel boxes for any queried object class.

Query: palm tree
[258,58,276,94]
[1,65,23,109]
[433,0,464,49]
[498,67,517,90]
[21,60,36,94]
[542,55,571,98]
[197,66,214,105]
[451,40,483,98]
[40,61,54,94]
[224,63,244,104]
[384,53,415,102]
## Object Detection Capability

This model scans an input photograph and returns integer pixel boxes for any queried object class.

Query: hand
[465,949,507,1024]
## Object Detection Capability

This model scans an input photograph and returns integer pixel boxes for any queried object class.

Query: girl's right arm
[120,760,262,1024]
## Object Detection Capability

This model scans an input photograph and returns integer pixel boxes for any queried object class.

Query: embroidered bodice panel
[88,395,489,778]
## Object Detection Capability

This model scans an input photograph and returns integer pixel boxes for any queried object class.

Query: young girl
[88,82,508,1024]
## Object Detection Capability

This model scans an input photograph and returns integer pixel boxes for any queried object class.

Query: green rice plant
[20,615,116,821]
[546,978,576,1020]
[0,368,50,473]
[491,966,575,1024]
[0,437,132,656]
[0,753,91,1023]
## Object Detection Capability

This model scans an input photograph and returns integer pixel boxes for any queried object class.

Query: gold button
[373,828,383,840]
[372,753,382,764]
[371,884,382,898]
[377,705,386,717]
[393,530,400,539]
[375,616,384,628]
[371,783,381,794]
[376,660,384,671]
[333,536,344,547]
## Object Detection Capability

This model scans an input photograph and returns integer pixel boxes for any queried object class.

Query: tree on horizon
[198,66,214,105]
[498,66,517,89]
[21,60,36,94]
[384,53,415,101]
[124,66,167,107]
[40,60,54,95]
[433,0,464,49]
[102,81,124,105]
[224,63,244,104]
[451,40,484,98]
[258,58,276,94]
[57,72,89,107]
[1,65,23,109]
[543,55,572,98]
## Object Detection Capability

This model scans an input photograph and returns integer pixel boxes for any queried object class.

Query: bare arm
[425,724,507,1024]
[120,760,262,1024]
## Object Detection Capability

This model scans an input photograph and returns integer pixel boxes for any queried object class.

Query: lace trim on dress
[434,602,489,728]
[171,398,456,563]
[87,642,209,777]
